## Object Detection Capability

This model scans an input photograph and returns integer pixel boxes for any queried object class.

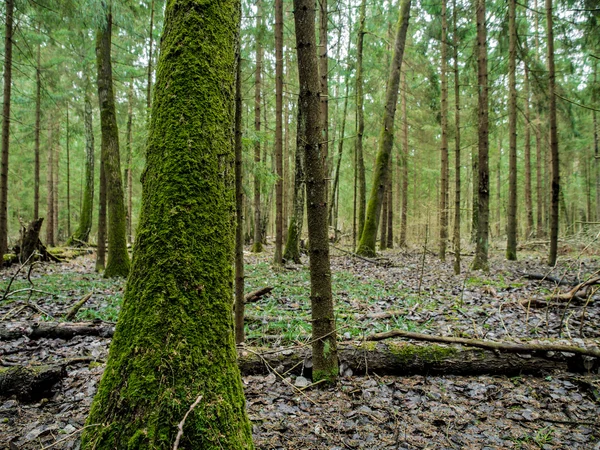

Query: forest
[0,0,599,448]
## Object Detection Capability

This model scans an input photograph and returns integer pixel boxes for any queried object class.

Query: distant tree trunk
[380,184,388,249]
[146,0,154,111]
[319,0,328,198]
[252,0,263,253]
[356,0,412,257]
[283,53,290,240]
[471,0,490,271]
[355,0,367,238]
[0,0,14,261]
[34,30,41,222]
[452,0,461,275]
[70,82,95,245]
[535,0,544,238]
[506,0,518,260]
[125,81,134,243]
[293,0,338,383]
[274,0,283,265]
[46,122,55,247]
[546,0,559,266]
[81,0,254,444]
[53,123,59,242]
[66,106,71,238]
[595,61,599,221]
[235,44,245,345]
[496,137,501,237]
[400,71,408,247]
[524,55,534,238]
[96,11,130,277]
[283,99,305,264]
[386,173,393,248]
[439,0,449,262]
[95,141,107,271]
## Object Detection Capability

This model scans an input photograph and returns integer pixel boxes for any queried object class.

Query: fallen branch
[548,276,600,303]
[173,394,203,450]
[521,273,580,286]
[365,329,600,358]
[64,293,93,320]
[244,287,273,303]
[0,321,115,341]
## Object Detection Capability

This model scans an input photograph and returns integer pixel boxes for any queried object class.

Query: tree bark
[95,155,107,271]
[524,47,534,238]
[82,0,254,446]
[439,0,449,262]
[46,120,55,247]
[386,173,393,248]
[452,0,461,275]
[400,71,408,247]
[146,0,155,112]
[293,0,338,383]
[95,11,130,278]
[274,0,284,265]
[235,43,245,344]
[506,0,518,260]
[356,0,412,257]
[0,0,13,262]
[546,0,559,266]
[535,0,544,238]
[252,0,263,254]
[355,0,367,240]
[319,0,329,200]
[471,0,490,271]
[125,81,134,243]
[34,28,41,222]
[595,60,599,221]
[0,365,65,402]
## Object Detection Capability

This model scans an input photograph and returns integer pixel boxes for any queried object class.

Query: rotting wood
[547,276,600,303]
[244,287,273,303]
[0,364,65,401]
[520,273,580,286]
[0,321,114,341]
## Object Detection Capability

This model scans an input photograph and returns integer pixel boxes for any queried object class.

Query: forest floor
[1,238,599,449]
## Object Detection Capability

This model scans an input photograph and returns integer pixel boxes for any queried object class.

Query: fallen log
[0,365,65,401]
[64,293,93,321]
[547,277,600,303]
[0,321,115,341]
[521,273,579,286]
[244,287,273,303]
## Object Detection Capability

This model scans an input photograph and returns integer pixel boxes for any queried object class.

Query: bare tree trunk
[235,43,245,345]
[53,121,59,243]
[252,0,263,253]
[293,0,338,382]
[399,71,408,247]
[380,184,388,249]
[506,0,518,260]
[96,143,106,271]
[386,173,393,248]
[546,0,559,266]
[125,81,134,243]
[471,0,490,271]
[524,51,534,238]
[146,0,155,111]
[34,29,41,222]
[355,0,367,238]
[46,122,55,247]
[274,0,283,265]
[535,0,544,238]
[452,0,461,275]
[66,106,71,238]
[594,61,599,221]
[439,0,449,262]
[356,0,412,257]
[0,0,14,261]
[319,0,328,199]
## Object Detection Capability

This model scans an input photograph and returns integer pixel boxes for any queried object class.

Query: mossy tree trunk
[66,106,71,237]
[283,99,305,264]
[96,155,107,271]
[506,0,518,261]
[293,0,338,383]
[471,0,490,271]
[235,43,245,344]
[146,0,155,112]
[81,0,254,446]
[96,10,130,278]
[356,0,412,257]
[69,82,95,245]
[125,81,134,244]
[274,0,283,265]
[546,0,559,266]
[319,0,328,198]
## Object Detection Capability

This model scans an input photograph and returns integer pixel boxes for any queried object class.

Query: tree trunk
[252,0,263,253]
[95,153,107,271]
[53,121,59,243]
[235,45,245,345]
[66,106,71,238]
[274,0,283,265]
[546,0,559,266]
[380,184,388,249]
[146,0,155,111]
[34,30,41,222]
[0,0,13,262]
[524,48,534,238]
[46,121,55,247]
[595,60,599,221]
[452,0,461,275]
[386,174,393,248]
[293,0,338,383]
[506,0,518,260]
[283,99,305,264]
[95,11,130,278]
[400,71,409,247]
[535,0,544,239]
[70,80,95,244]
[439,0,449,262]
[356,0,412,257]
[471,0,490,271]
[319,0,328,200]
[355,0,367,240]
[81,0,254,446]
[125,81,134,243]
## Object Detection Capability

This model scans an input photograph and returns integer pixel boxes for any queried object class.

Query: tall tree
[452,0,461,274]
[0,0,14,262]
[235,42,245,345]
[96,156,107,271]
[146,0,155,111]
[96,9,130,277]
[439,0,449,261]
[125,81,134,243]
[546,0,559,266]
[46,122,56,247]
[293,0,338,382]
[524,51,534,237]
[471,0,490,271]
[34,28,42,222]
[356,0,412,257]
[81,0,254,444]
[274,0,284,265]
[506,0,518,260]
[399,70,408,247]
[252,0,263,253]
[66,106,72,237]
[595,61,599,220]
[319,0,328,192]
[355,0,367,241]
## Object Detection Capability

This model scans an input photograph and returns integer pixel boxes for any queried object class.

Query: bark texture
[82,0,253,447]
[274,0,283,265]
[506,0,518,260]
[439,0,449,262]
[355,0,367,240]
[235,44,245,344]
[251,0,263,253]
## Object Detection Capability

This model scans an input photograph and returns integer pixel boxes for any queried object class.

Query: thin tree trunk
[66,106,71,238]
[46,123,55,247]
[452,0,461,275]
[283,56,290,240]
[386,172,393,248]
[506,0,518,260]
[274,0,283,265]
[471,0,490,271]
[356,0,412,257]
[400,71,409,247]
[293,0,338,382]
[252,0,263,253]
[235,43,245,345]
[594,61,599,221]
[146,0,154,111]
[439,0,449,262]
[95,144,106,272]
[34,30,41,222]
[125,81,133,243]
[535,0,544,238]
[0,0,14,261]
[328,78,349,229]
[524,52,534,238]
[53,122,59,242]
[96,11,130,277]
[380,184,388,249]
[355,0,367,238]
[546,0,559,266]
[319,0,328,198]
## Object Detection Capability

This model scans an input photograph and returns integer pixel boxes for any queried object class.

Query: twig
[64,292,93,320]
[40,424,101,450]
[1,251,37,301]
[173,394,203,450]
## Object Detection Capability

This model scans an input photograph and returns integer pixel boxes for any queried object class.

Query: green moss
[385,342,458,363]
[283,217,301,263]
